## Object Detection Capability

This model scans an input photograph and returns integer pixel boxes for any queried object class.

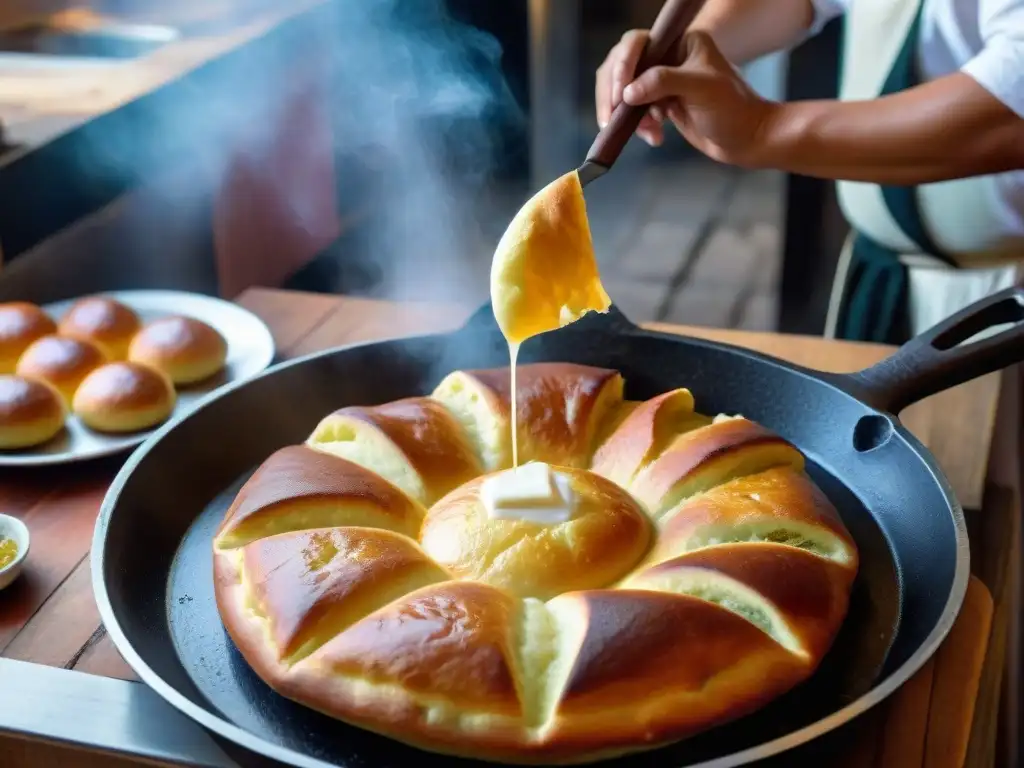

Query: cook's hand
[595,29,674,147]
[620,32,782,167]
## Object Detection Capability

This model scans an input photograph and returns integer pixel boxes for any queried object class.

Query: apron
[823,0,1023,344]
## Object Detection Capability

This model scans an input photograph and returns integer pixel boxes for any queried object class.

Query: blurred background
[0,0,848,334]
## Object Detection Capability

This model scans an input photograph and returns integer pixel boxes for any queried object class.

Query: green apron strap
[835,3,957,344]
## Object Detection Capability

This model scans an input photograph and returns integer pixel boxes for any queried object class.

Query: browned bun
[0,374,65,449]
[307,397,482,507]
[128,315,227,385]
[72,361,175,434]
[16,334,106,407]
[211,363,861,763]
[431,363,625,472]
[591,387,700,487]
[57,296,141,361]
[214,445,426,549]
[0,302,57,374]
[214,527,449,666]
[645,466,858,567]
[420,466,651,601]
[628,417,806,518]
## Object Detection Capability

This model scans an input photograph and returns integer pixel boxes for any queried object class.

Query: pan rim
[91,326,971,768]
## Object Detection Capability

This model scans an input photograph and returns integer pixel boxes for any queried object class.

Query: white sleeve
[960,0,1024,118]
[806,0,851,35]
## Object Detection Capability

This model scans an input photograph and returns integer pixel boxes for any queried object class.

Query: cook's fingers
[623,66,714,106]
[611,30,649,111]
[637,119,665,147]
[595,55,613,127]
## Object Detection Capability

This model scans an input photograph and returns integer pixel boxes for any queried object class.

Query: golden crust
[539,590,811,758]
[72,361,176,433]
[216,527,449,664]
[590,387,698,487]
[0,374,66,449]
[128,315,227,385]
[57,296,141,361]
[629,417,805,517]
[625,543,855,661]
[432,363,624,471]
[16,334,106,407]
[215,445,425,548]
[420,467,651,600]
[0,302,57,374]
[308,397,481,506]
[212,363,860,762]
[648,466,858,567]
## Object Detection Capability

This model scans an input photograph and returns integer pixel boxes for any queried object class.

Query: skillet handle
[458,301,641,337]
[839,286,1024,414]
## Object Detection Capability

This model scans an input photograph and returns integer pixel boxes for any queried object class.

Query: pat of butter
[713,413,744,423]
[481,462,576,524]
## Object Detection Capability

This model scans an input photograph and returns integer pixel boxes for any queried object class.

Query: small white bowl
[0,514,29,590]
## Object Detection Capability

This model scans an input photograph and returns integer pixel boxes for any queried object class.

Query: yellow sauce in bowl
[0,536,18,570]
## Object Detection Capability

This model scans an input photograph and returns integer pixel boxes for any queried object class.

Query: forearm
[763,73,1024,184]
[688,0,817,66]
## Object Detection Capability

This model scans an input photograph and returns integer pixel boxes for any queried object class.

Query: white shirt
[808,0,1024,240]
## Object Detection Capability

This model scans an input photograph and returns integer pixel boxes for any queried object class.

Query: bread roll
[72,362,175,433]
[420,467,651,601]
[0,302,57,374]
[591,387,701,487]
[0,375,65,449]
[128,315,227,385]
[16,335,106,407]
[58,297,141,361]
[431,362,624,471]
[215,445,426,549]
[307,397,481,506]
[212,362,860,763]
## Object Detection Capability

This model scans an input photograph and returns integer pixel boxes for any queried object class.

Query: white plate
[0,290,275,467]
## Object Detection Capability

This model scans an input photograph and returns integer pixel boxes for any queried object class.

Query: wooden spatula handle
[586,0,704,169]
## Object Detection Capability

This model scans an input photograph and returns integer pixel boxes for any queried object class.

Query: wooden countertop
[0,1,324,151]
[0,288,1000,767]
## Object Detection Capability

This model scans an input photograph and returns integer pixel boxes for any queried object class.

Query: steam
[51,0,524,308]
[326,0,526,303]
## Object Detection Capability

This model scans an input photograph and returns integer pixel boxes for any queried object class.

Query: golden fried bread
[420,468,651,600]
[0,374,65,449]
[646,466,858,567]
[538,590,809,757]
[57,296,141,361]
[128,315,228,385]
[630,417,805,518]
[623,543,855,661]
[307,397,481,506]
[490,170,611,345]
[216,527,449,665]
[213,363,859,763]
[215,445,426,548]
[591,387,701,488]
[72,361,175,433]
[0,302,57,374]
[16,334,106,407]
[432,363,623,471]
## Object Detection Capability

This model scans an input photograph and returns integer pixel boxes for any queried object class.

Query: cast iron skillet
[93,286,1024,768]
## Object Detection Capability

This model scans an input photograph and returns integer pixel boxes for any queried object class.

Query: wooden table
[0,287,1004,767]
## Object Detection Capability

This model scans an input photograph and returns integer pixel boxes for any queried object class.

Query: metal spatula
[577,0,706,187]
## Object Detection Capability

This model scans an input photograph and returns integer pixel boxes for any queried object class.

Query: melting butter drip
[481,461,576,524]
[510,342,519,467]
[490,169,611,467]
